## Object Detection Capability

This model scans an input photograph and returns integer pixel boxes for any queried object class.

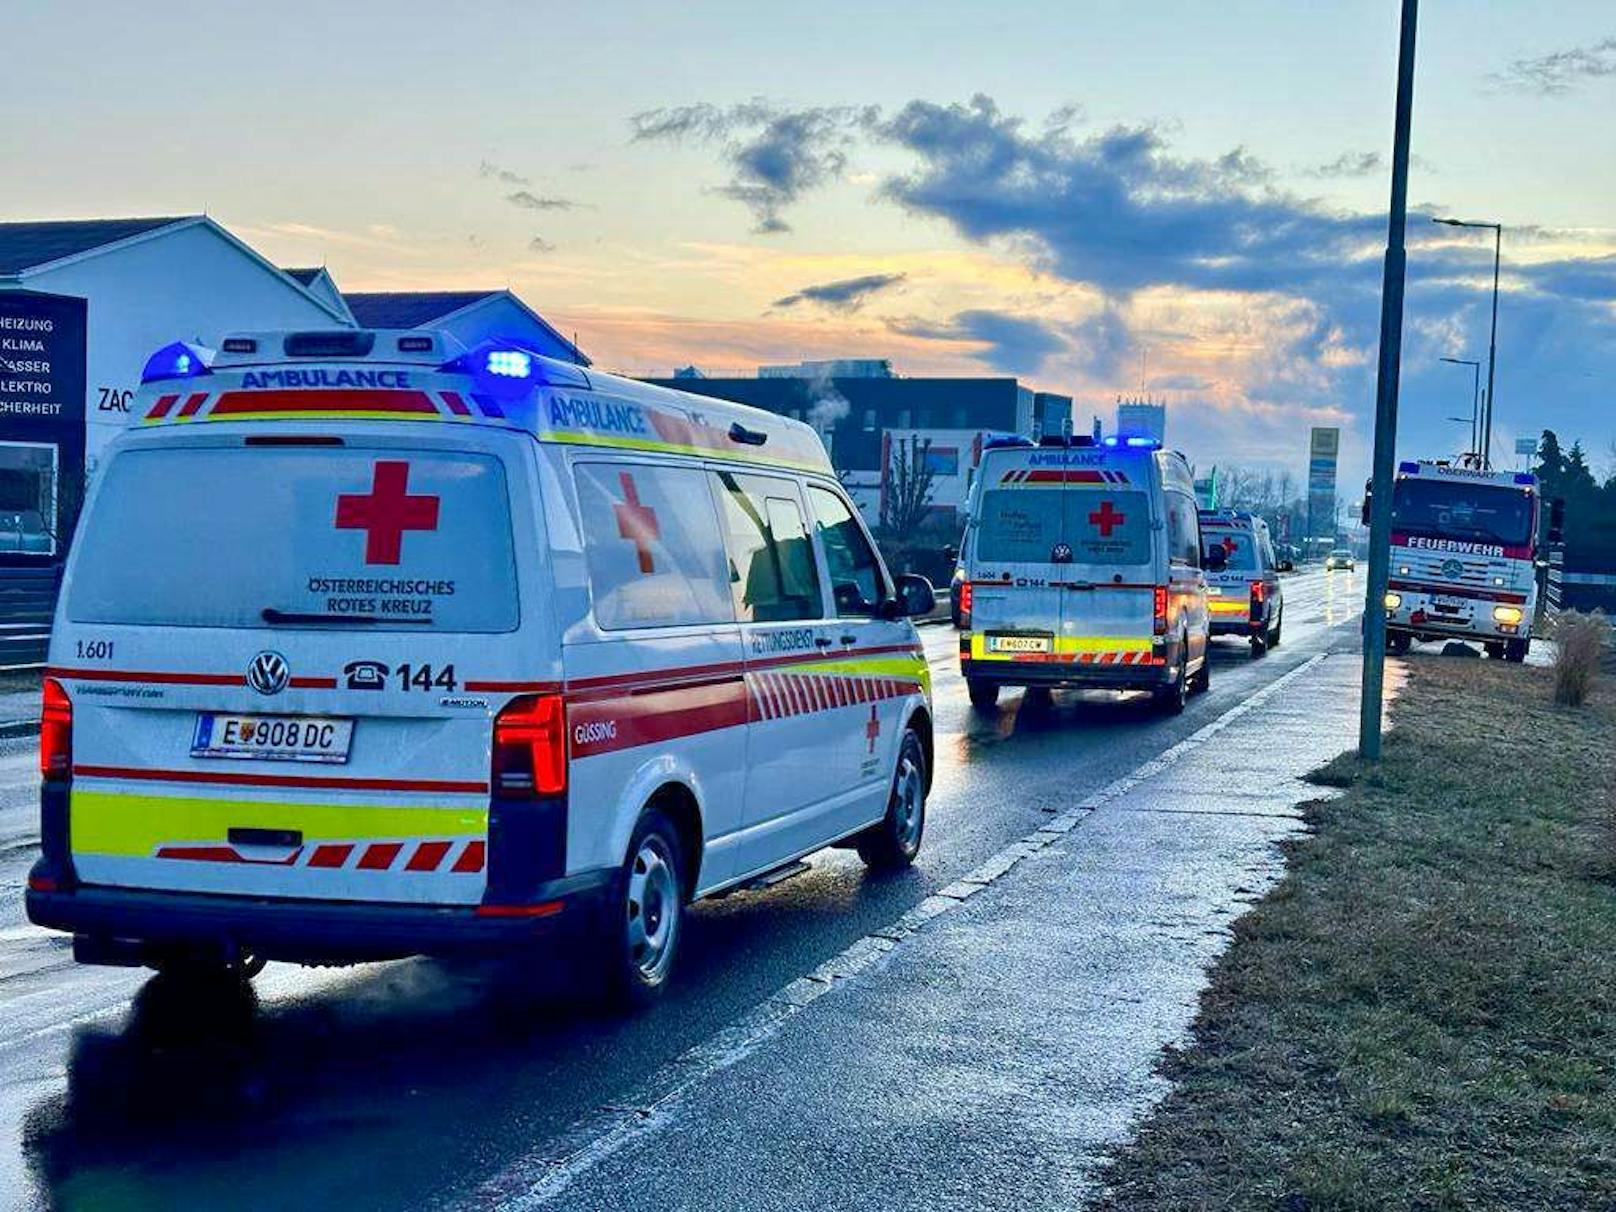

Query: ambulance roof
[130,329,833,475]
[1197,509,1264,530]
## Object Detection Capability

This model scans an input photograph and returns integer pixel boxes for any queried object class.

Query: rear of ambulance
[26,331,592,968]
[1199,513,1262,637]
[962,437,1169,691]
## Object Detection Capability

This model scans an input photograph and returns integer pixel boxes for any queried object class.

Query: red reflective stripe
[569,676,750,757]
[465,679,561,693]
[452,840,486,873]
[156,845,241,862]
[73,764,487,794]
[146,394,180,420]
[48,666,245,686]
[474,900,564,918]
[406,840,452,872]
[308,843,353,869]
[441,390,473,416]
[211,389,440,415]
[289,676,338,689]
[358,842,403,871]
[177,392,209,418]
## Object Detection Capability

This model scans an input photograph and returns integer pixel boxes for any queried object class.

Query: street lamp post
[1433,217,1503,466]
[1439,355,1481,454]
[1360,0,1420,762]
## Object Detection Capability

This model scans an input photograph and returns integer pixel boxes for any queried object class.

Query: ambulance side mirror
[1548,497,1565,545]
[888,573,937,619]
[942,544,959,564]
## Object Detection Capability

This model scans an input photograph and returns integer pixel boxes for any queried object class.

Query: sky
[6,0,1615,490]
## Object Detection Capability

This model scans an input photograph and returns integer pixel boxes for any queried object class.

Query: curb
[0,719,39,740]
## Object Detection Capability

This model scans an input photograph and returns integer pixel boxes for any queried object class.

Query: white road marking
[469,652,1334,1210]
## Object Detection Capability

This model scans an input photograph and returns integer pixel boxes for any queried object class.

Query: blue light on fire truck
[1398,461,1419,475]
[140,341,213,385]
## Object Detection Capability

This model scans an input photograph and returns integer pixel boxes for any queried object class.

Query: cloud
[630,100,876,233]
[506,191,582,212]
[773,272,906,311]
[892,309,1066,375]
[1491,36,1616,95]
[479,159,531,186]
[528,236,556,253]
[1308,151,1384,179]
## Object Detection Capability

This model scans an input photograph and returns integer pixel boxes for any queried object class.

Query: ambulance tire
[603,808,685,1010]
[1153,653,1188,715]
[153,950,265,985]
[857,728,928,871]
[1249,634,1267,658]
[1268,611,1282,648]
[1190,653,1211,695]
[967,678,1000,711]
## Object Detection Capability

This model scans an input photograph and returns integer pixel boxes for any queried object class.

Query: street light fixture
[1432,216,1502,467]
[1439,355,1481,454]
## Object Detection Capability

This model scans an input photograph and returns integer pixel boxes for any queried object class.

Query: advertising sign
[1514,436,1538,457]
[0,290,87,560]
[1307,426,1340,539]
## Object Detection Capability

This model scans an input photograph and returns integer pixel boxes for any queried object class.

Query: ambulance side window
[710,472,824,623]
[808,485,888,619]
[575,462,733,631]
[1166,494,1201,569]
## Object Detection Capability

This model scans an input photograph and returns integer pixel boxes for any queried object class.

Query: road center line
[468,651,1334,1210]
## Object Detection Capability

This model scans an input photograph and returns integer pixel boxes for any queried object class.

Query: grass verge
[1097,655,1616,1211]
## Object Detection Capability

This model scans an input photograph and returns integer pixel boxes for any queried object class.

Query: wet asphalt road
[0,569,1364,1211]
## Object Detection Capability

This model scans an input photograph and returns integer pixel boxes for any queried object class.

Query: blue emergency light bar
[1102,435,1160,448]
[1398,461,1419,474]
[140,341,213,385]
[437,340,590,391]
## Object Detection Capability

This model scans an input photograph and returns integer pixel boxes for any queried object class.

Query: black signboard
[0,290,87,564]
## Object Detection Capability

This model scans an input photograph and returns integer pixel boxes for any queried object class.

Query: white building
[0,216,351,480]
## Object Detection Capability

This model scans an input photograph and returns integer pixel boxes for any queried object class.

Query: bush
[1552,609,1608,707]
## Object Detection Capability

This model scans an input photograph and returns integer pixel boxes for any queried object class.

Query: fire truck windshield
[1390,478,1534,547]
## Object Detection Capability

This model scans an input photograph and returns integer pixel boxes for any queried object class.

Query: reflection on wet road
[0,569,1361,1210]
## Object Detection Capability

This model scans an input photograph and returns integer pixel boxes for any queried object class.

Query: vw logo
[1440,558,1464,579]
[1051,542,1075,564]
[246,651,290,696]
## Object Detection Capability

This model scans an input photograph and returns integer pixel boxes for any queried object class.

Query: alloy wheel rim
[626,838,678,983]
[893,753,924,850]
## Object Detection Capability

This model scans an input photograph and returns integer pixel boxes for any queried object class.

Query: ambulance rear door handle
[229,827,302,848]
[840,634,858,645]
[815,637,835,648]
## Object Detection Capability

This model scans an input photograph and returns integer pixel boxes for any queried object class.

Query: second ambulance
[27,329,937,1005]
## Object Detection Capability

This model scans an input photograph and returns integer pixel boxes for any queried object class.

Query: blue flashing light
[1124,436,1159,448]
[1513,472,1536,486]
[140,341,213,385]
[486,349,533,378]
[1397,460,1419,475]
[1102,436,1120,447]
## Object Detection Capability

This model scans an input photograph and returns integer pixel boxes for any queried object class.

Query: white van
[1197,510,1288,657]
[955,435,1211,713]
[27,330,936,1005]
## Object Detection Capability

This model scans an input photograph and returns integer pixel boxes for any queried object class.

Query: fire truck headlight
[1493,604,1523,626]
[1384,592,1402,611]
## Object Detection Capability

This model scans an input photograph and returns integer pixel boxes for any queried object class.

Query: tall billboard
[0,290,87,562]
[1307,426,1340,540]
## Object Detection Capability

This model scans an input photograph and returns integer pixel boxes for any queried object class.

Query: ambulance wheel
[1387,631,1412,655]
[967,678,1000,711]
[153,950,265,984]
[1249,634,1267,658]
[605,809,685,1009]
[1268,612,1282,648]
[857,728,928,870]
[1190,654,1210,695]
[1506,638,1530,664]
[1153,656,1188,715]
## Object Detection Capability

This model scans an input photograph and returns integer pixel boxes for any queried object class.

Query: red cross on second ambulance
[1089,499,1126,537]
[613,471,660,573]
[335,460,441,565]
[866,704,880,754]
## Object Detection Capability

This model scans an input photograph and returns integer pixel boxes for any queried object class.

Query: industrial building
[639,371,1073,525]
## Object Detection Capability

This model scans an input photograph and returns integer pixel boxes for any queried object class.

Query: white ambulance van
[27,330,936,1005]
[1197,510,1288,657]
[955,435,1211,713]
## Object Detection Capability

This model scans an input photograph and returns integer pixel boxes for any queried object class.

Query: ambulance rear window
[1204,531,1258,570]
[67,446,519,631]
[977,489,1151,565]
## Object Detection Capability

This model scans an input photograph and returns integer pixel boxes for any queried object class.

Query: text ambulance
[26,329,937,1005]
[1375,458,1558,662]
[955,434,1211,713]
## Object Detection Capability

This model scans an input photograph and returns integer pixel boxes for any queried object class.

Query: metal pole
[1482,224,1500,467]
[1360,0,1419,762]
[1471,365,1480,455]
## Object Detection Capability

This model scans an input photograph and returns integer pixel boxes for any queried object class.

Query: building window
[922,447,960,477]
[0,442,58,556]
[862,409,877,432]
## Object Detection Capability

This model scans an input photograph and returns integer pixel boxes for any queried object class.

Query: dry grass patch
[1551,610,1608,707]
[1097,656,1616,1212]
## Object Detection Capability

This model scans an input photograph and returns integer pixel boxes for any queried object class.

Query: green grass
[1097,657,1616,1211]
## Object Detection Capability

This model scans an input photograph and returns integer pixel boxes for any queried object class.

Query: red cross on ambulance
[1089,499,1126,537]
[335,460,441,565]
[613,471,660,573]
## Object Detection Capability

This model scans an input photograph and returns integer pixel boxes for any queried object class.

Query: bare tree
[881,437,938,536]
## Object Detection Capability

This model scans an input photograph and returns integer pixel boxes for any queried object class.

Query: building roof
[0,216,195,275]
[281,266,325,286]
[342,291,504,329]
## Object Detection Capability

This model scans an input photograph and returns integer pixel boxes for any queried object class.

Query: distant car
[1325,549,1356,571]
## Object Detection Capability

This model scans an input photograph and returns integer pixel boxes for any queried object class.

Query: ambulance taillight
[492,695,567,797]
[959,580,972,626]
[1153,586,1169,635]
[40,679,72,782]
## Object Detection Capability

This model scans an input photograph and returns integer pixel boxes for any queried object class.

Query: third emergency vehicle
[1198,510,1288,657]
